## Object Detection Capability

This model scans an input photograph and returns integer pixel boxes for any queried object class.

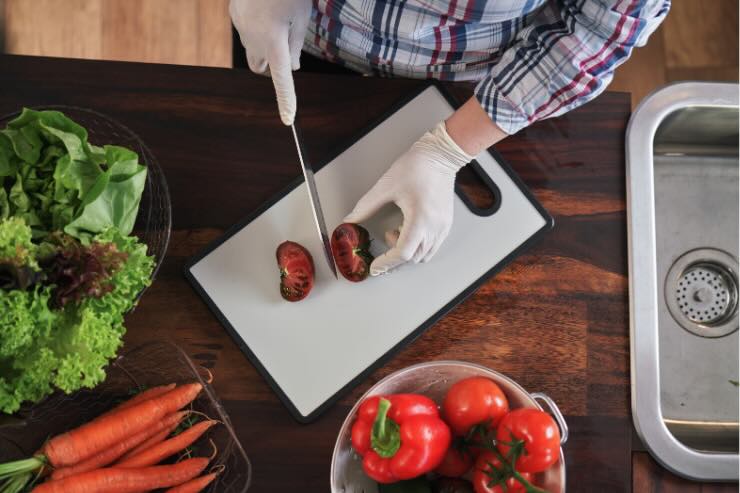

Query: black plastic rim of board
[183,81,555,423]
[455,159,502,217]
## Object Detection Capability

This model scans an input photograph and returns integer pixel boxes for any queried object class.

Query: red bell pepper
[351,394,451,483]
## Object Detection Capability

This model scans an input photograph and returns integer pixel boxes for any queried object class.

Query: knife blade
[290,123,338,278]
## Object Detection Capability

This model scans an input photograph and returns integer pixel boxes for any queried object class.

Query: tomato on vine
[443,377,509,437]
[471,450,534,493]
[435,443,474,477]
[496,408,560,473]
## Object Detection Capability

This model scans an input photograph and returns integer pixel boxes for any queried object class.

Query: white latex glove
[229,0,311,125]
[344,121,473,276]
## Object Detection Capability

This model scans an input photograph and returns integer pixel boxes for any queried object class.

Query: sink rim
[626,81,739,482]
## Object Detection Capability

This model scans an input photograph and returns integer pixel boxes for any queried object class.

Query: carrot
[31,457,209,493]
[43,383,202,467]
[117,424,175,463]
[105,384,177,415]
[164,472,218,493]
[121,428,171,460]
[117,421,217,468]
[117,409,193,463]
[50,411,188,481]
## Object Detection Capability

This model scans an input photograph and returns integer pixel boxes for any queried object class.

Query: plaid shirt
[303,0,669,134]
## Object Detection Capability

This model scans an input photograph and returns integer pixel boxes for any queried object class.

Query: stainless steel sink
[627,82,739,481]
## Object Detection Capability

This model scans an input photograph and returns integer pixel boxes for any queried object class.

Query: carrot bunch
[0,382,222,493]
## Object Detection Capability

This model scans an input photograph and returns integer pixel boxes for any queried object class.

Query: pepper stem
[370,398,401,458]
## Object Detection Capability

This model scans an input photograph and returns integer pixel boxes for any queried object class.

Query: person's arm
[347,0,669,276]
[473,0,670,135]
[445,97,509,156]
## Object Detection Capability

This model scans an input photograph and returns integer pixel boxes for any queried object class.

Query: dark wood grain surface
[632,453,738,493]
[0,54,720,492]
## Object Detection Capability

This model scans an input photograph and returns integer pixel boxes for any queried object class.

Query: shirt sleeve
[474,0,670,135]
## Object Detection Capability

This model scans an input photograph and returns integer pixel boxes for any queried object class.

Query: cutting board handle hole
[455,160,501,216]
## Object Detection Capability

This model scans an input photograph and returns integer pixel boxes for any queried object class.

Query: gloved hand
[344,121,473,276]
[229,0,312,125]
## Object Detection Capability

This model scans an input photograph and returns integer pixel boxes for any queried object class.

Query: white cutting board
[187,85,551,422]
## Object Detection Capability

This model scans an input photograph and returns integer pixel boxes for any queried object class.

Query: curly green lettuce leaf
[49,303,126,392]
[92,227,154,310]
[0,287,55,360]
[0,288,124,413]
[0,287,57,413]
[0,348,59,415]
[0,217,38,268]
[0,224,154,414]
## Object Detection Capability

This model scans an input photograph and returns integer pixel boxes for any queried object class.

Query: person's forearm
[445,96,508,156]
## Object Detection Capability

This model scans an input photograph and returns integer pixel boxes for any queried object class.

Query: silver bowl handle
[531,392,569,445]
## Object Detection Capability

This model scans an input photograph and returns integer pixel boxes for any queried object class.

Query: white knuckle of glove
[344,121,473,276]
[229,0,311,126]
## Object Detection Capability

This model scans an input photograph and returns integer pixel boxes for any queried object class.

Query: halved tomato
[276,241,314,302]
[330,223,374,282]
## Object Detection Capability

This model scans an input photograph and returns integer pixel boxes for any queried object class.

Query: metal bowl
[330,361,568,493]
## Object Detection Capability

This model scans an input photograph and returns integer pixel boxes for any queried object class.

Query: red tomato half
[471,450,533,493]
[330,223,374,282]
[443,377,510,436]
[435,445,474,478]
[496,408,560,473]
[276,241,314,301]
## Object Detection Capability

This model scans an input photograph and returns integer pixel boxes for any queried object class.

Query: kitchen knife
[290,123,338,278]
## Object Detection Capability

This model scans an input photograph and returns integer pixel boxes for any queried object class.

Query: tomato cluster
[351,376,561,493]
[439,377,560,493]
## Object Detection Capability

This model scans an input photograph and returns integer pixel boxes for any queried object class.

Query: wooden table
[0,54,732,493]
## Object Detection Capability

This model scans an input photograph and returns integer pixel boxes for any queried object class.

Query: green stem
[490,444,547,493]
[512,469,548,493]
[466,422,494,450]
[0,456,45,481]
[371,398,401,458]
[0,473,32,493]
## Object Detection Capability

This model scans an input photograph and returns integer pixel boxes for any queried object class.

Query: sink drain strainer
[677,264,735,324]
[666,249,738,338]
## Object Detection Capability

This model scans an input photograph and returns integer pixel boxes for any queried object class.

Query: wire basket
[0,105,172,287]
[0,341,252,492]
